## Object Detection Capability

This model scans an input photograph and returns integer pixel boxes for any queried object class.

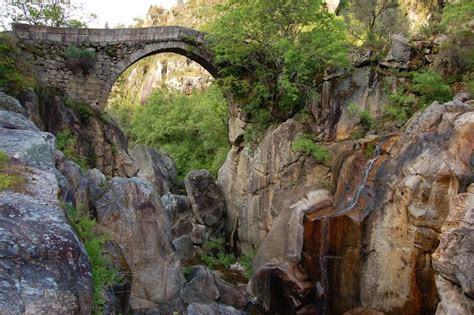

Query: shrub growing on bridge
[65,46,96,76]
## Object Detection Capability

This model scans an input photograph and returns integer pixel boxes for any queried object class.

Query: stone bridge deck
[12,23,217,109]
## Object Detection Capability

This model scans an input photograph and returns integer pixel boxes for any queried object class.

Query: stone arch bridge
[12,23,218,109]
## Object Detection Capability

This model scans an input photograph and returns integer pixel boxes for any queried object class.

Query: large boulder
[0,111,55,172]
[131,144,177,195]
[182,265,247,309]
[0,92,26,115]
[161,193,194,238]
[185,170,226,230]
[95,177,184,308]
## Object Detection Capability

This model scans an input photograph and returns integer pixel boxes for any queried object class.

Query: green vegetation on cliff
[65,204,121,314]
[0,150,22,191]
[0,33,36,96]
[208,0,349,127]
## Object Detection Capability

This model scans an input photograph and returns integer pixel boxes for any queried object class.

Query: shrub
[56,129,89,169]
[127,84,229,178]
[65,204,122,314]
[411,70,452,108]
[384,89,415,125]
[239,251,255,280]
[65,46,96,75]
[199,237,237,269]
[0,33,37,96]
[64,98,94,123]
[291,134,330,162]
[348,102,376,130]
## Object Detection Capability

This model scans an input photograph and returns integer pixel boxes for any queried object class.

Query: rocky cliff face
[218,43,474,314]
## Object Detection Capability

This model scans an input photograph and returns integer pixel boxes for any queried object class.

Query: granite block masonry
[12,23,218,109]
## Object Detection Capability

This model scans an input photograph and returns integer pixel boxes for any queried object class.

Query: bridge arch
[12,23,218,109]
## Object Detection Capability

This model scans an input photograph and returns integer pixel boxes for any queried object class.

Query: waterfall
[340,145,381,214]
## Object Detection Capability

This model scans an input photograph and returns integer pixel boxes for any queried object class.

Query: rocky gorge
[0,1,473,314]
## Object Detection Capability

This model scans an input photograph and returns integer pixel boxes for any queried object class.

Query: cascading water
[339,144,381,214]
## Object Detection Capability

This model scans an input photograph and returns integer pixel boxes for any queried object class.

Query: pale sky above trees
[83,0,177,28]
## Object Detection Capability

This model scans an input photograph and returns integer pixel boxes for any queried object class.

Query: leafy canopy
[127,84,229,179]
[1,0,96,29]
[208,0,349,126]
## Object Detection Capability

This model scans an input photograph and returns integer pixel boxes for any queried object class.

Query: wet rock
[131,144,177,195]
[95,177,184,308]
[0,92,25,114]
[161,193,193,238]
[185,170,226,229]
[249,261,313,314]
[182,265,247,309]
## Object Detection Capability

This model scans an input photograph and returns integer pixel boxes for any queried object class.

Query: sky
[82,0,178,28]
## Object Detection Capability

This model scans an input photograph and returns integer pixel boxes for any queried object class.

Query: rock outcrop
[95,177,184,308]
[185,170,227,236]
[131,144,177,195]
[0,109,92,314]
[238,98,473,314]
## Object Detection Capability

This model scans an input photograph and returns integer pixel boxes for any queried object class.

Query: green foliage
[1,0,95,28]
[364,143,376,159]
[291,134,330,162]
[439,0,474,36]
[433,0,474,80]
[56,130,89,169]
[0,150,8,165]
[65,46,96,76]
[208,0,349,126]
[348,103,376,130]
[384,88,415,125]
[0,150,22,192]
[64,204,121,314]
[64,98,94,122]
[199,237,237,269]
[124,84,229,178]
[239,251,255,280]
[0,33,37,96]
[411,70,452,108]
[338,0,407,47]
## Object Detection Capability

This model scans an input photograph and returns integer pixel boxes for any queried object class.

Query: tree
[125,84,229,178]
[339,0,407,46]
[208,0,349,126]
[1,0,96,29]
